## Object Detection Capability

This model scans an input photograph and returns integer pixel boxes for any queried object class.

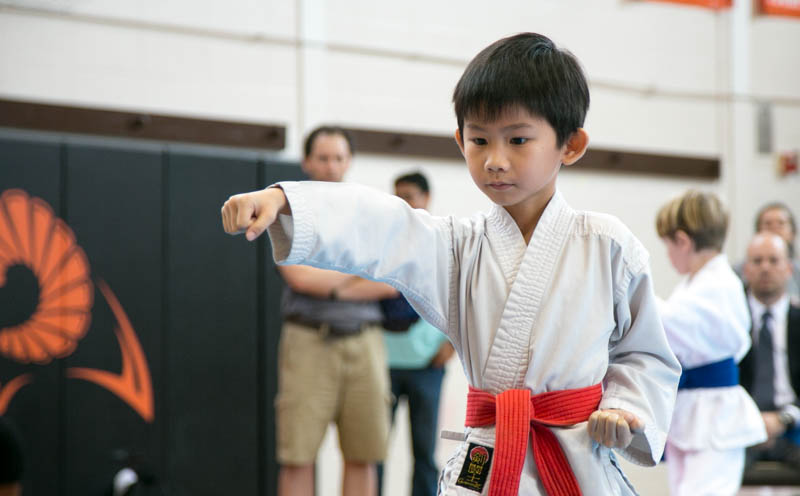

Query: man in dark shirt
[275,126,395,496]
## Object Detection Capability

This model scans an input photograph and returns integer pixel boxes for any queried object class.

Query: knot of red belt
[465,383,603,496]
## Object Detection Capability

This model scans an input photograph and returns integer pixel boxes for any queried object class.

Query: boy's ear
[561,128,589,167]
[454,129,466,157]
[674,230,694,252]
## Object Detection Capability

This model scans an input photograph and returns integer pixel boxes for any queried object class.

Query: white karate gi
[267,182,681,495]
[659,254,766,496]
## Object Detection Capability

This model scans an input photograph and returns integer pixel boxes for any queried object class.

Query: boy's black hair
[453,33,590,147]
[303,126,355,158]
[394,171,430,194]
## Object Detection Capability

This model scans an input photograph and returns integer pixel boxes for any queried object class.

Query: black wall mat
[167,152,260,496]
[0,136,62,496]
[63,144,164,495]
[0,131,304,496]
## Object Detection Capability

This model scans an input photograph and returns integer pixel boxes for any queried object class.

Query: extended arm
[221,186,290,240]
[222,182,455,331]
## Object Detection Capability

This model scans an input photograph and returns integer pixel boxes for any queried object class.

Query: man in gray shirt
[275,126,395,496]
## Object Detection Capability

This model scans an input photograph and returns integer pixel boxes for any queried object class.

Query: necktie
[753,310,776,411]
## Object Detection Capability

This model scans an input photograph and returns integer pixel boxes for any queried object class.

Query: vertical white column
[294,0,330,154]
[727,1,756,261]
[718,0,755,263]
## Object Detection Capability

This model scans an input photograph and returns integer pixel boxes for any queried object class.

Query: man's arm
[277,265,354,300]
[335,277,398,301]
[278,265,397,301]
[223,182,455,333]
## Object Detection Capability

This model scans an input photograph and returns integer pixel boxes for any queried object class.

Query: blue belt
[678,357,739,390]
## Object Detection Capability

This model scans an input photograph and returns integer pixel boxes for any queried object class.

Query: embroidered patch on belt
[455,443,493,493]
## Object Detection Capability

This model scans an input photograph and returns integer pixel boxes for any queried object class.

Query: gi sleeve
[600,265,681,466]
[266,180,456,333]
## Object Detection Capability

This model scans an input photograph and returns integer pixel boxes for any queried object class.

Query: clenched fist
[221,187,289,241]
[587,409,644,449]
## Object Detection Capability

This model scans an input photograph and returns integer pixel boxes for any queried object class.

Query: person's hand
[587,409,644,449]
[428,342,455,368]
[221,187,289,241]
[762,411,787,440]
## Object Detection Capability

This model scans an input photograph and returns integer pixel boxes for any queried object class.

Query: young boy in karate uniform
[656,191,766,495]
[222,33,681,495]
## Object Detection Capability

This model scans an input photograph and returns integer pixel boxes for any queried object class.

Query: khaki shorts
[275,321,391,465]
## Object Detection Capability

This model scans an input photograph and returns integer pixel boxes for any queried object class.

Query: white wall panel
[587,88,719,156]
[560,2,720,95]
[0,12,297,126]
[752,16,800,99]
[727,103,800,264]
[0,0,296,39]
[323,0,719,94]
[304,49,463,134]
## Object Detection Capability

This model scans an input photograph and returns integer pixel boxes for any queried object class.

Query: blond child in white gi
[222,33,681,496]
[656,190,766,496]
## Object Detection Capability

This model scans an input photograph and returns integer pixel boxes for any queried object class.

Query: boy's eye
[510,137,528,145]
[471,138,487,145]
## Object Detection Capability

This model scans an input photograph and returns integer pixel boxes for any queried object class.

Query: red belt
[465,383,602,496]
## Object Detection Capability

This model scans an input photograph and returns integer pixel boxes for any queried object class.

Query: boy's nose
[484,148,510,172]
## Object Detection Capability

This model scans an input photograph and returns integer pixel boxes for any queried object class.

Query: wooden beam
[0,99,718,178]
[579,148,719,179]
[0,99,285,150]
[345,127,462,161]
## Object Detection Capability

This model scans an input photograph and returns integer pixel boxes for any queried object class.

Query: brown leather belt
[284,315,376,338]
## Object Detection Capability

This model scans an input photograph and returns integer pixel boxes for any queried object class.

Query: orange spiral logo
[0,189,153,422]
[0,189,93,364]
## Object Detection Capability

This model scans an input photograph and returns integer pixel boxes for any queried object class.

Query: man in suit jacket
[740,232,800,468]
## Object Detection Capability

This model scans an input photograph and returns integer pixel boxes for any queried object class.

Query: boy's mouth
[487,182,513,191]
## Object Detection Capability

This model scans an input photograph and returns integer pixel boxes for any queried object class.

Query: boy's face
[662,232,692,275]
[302,133,351,182]
[455,106,586,217]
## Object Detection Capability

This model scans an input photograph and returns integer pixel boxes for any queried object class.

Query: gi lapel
[482,191,576,393]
